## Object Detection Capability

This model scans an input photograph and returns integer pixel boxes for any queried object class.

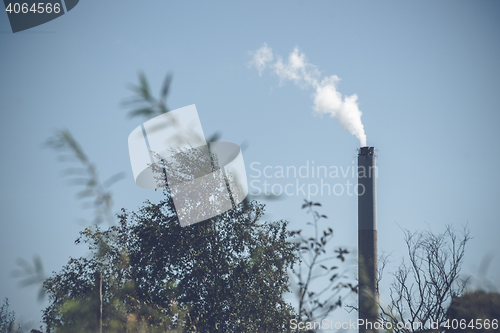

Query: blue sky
[1,0,499,329]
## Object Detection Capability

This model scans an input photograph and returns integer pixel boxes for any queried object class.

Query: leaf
[67,178,91,187]
[38,287,46,302]
[103,172,126,188]
[160,73,173,102]
[138,72,152,100]
[207,132,221,143]
[33,256,43,273]
[14,258,32,273]
[61,167,87,176]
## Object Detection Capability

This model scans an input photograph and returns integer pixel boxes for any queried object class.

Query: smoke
[248,43,274,76]
[249,44,367,147]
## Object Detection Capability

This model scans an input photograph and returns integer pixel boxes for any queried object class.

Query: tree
[42,220,186,333]
[42,192,297,332]
[291,200,356,327]
[445,291,500,333]
[42,72,294,332]
[25,72,355,332]
[130,198,297,332]
[379,226,470,333]
[0,298,20,333]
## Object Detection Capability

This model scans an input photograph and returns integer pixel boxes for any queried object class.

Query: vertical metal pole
[94,271,103,333]
[358,147,379,333]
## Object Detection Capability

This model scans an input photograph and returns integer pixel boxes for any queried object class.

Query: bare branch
[379,226,470,333]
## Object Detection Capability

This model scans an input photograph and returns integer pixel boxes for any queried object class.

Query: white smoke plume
[249,44,367,147]
[248,43,274,76]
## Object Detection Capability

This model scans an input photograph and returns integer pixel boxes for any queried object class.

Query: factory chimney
[358,146,378,333]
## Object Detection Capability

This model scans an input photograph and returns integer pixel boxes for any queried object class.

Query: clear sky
[1,0,499,330]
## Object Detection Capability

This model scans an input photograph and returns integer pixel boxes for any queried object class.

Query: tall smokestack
[358,147,378,333]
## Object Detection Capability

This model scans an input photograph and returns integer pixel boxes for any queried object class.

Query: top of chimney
[359,146,375,156]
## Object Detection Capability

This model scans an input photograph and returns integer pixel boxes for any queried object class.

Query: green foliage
[290,200,356,326]
[122,72,173,119]
[129,197,297,332]
[45,129,124,226]
[11,256,46,302]
[23,72,354,332]
[0,298,20,333]
[122,72,221,142]
[42,193,297,332]
[42,218,185,333]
